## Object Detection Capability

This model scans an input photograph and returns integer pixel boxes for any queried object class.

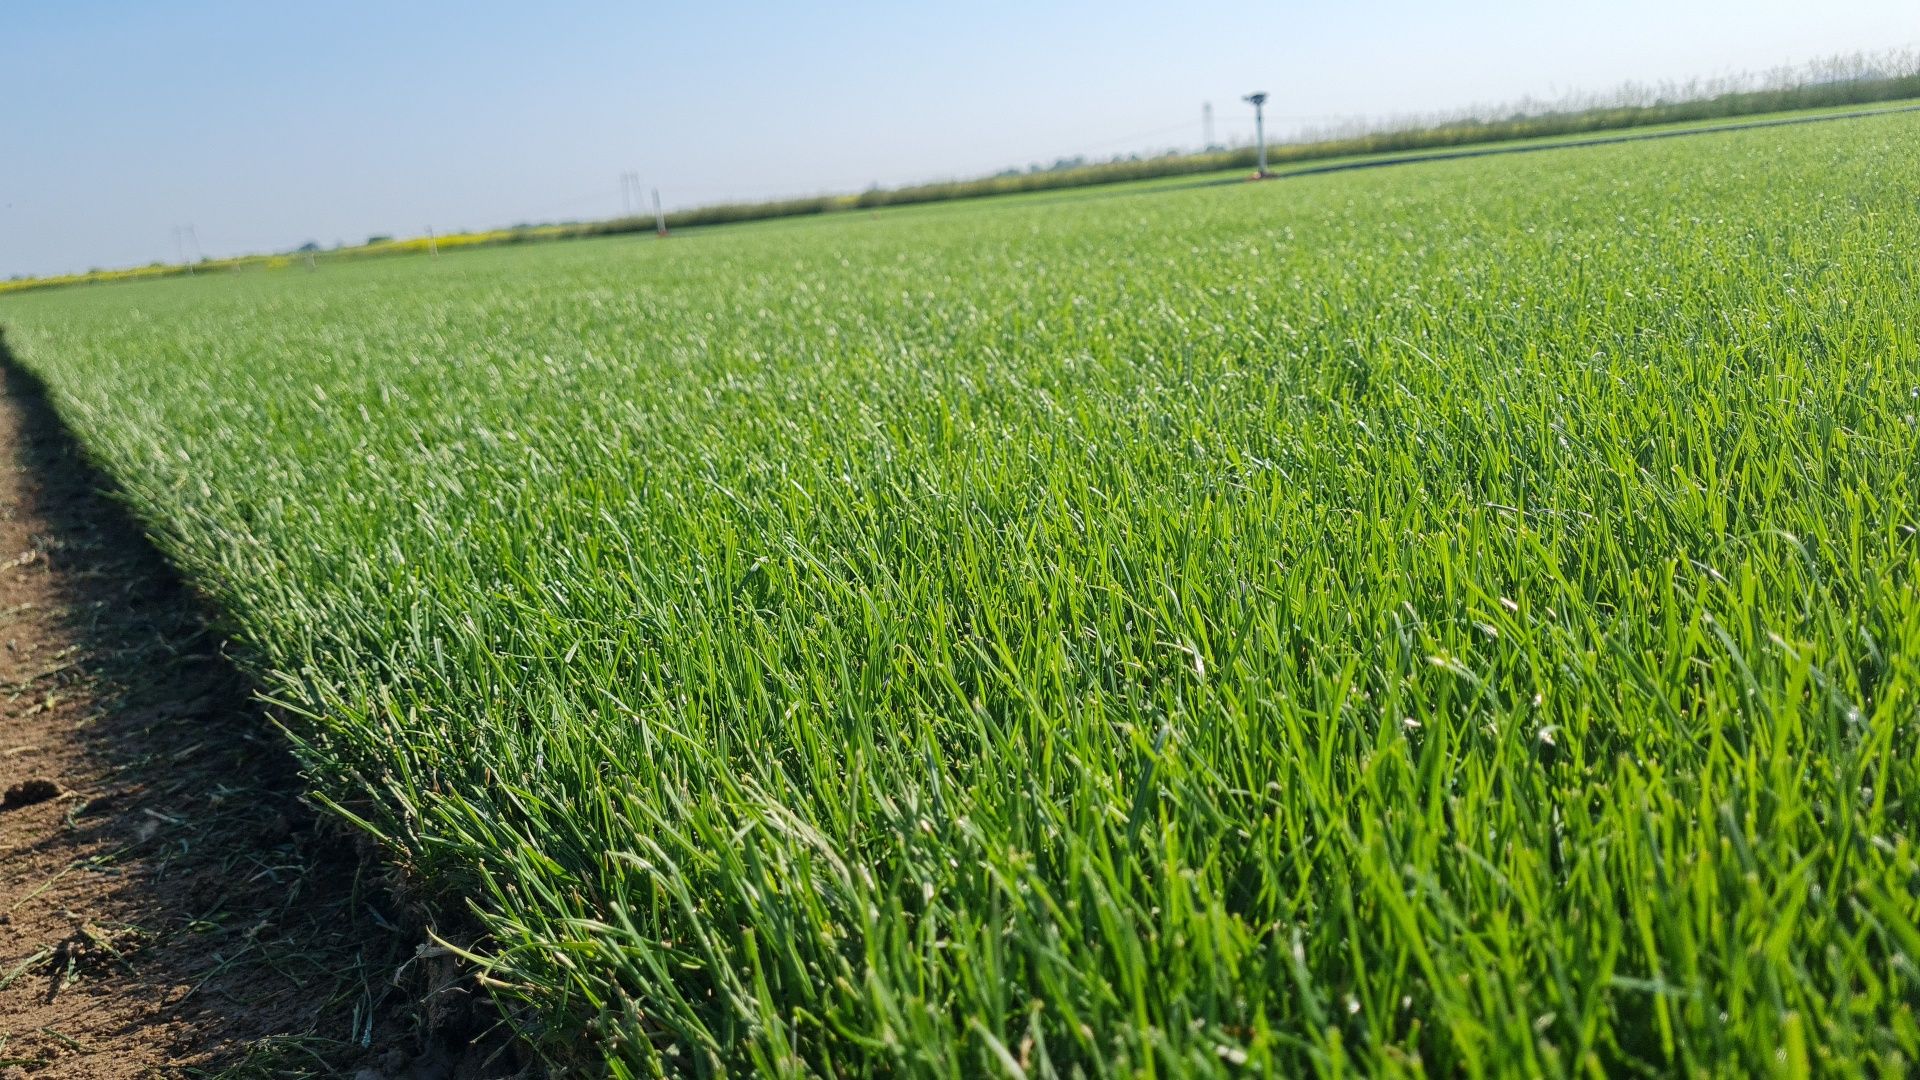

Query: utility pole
[621,173,632,216]
[1242,92,1270,177]
[1203,102,1214,151]
[652,188,667,237]
[426,226,438,258]
[172,226,195,275]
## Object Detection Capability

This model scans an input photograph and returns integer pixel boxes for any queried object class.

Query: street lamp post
[1243,92,1270,178]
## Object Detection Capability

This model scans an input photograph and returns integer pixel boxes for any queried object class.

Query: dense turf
[5,111,1920,1076]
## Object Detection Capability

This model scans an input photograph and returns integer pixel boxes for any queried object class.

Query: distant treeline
[5,50,1916,296]
[570,51,1920,236]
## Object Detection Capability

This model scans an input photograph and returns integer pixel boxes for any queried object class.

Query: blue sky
[3,1,1913,278]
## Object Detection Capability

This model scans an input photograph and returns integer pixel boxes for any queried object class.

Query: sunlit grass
[4,111,1920,1077]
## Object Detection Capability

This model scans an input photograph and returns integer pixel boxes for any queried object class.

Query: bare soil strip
[0,357,517,1077]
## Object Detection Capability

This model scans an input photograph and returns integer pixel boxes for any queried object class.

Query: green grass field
[4,108,1920,1077]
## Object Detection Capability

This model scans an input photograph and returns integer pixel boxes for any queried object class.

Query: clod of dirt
[1,776,62,808]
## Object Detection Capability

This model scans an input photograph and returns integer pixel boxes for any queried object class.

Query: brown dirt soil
[0,355,530,1078]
